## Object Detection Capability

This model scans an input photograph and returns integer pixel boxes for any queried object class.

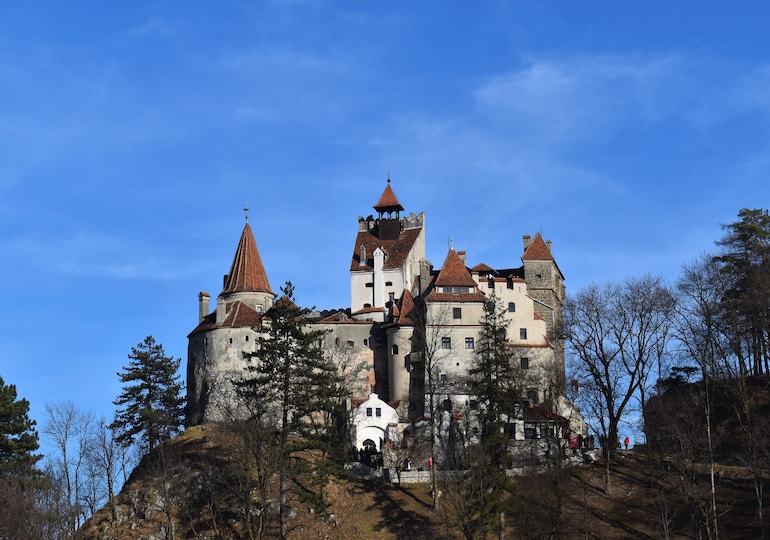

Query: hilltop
[77,422,764,539]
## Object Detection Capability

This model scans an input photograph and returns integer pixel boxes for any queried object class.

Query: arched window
[392,344,399,355]
[508,302,515,312]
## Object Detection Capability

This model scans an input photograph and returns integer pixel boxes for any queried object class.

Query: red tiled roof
[471,263,494,273]
[350,227,422,271]
[434,249,478,287]
[373,181,404,212]
[522,233,553,261]
[351,306,387,315]
[187,300,265,336]
[222,223,274,295]
[395,289,417,326]
[222,300,265,327]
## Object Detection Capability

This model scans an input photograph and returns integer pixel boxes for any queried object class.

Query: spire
[373,178,404,214]
[222,223,274,295]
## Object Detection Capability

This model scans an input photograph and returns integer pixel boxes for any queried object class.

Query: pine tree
[463,295,518,539]
[110,336,185,453]
[0,375,42,478]
[238,282,347,540]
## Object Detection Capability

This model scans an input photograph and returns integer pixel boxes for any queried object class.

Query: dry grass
[78,426,767,539]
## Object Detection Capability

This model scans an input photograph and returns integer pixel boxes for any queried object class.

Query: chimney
[198,292,210,324]
[523,235,531,251]
[458,250,466,265]
[216,296,226,324]
[419,258,433,295]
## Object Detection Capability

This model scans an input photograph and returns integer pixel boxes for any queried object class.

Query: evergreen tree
[110,336,185,453]
[714,208,770,376]
[238,282,347,540]
[458,296,518,539]
[0,375,42,477]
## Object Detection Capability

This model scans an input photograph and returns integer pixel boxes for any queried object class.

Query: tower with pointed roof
[349,180,425,323]
[186,222,276,424]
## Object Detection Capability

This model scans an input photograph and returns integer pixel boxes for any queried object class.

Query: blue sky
[2,1,770,434]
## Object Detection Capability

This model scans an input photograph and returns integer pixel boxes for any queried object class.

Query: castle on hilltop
[186,180,577,451]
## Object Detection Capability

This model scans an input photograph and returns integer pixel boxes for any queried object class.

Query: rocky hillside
[76,420,765,539]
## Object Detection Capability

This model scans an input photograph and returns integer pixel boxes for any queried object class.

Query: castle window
[487,278,494,289]
[347,340,354,348]
[520,328,527,340]
[441,337,452,349]
[507,279,514,289]
[527,389,538,404]
[229,338,233,344]
[453,307,462,319]
[245,335,249,342]
[385,281,393,286]
[375,407,382,417]
[366,282,374,288]
[520,357,530,370]
[392,344,399,355]
[366,407,372,417]
[470,399,478,410]
[364,339,369,346]
[465,337,475,349]
[335,337,340,346]
[439,373,447,383]
[364,303,371,308]
[508,302,515,312]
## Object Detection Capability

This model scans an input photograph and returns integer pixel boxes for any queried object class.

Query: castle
[186,180,575,447]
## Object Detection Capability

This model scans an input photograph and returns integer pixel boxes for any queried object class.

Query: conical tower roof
[222,223,274,295]
[373,180,404,213]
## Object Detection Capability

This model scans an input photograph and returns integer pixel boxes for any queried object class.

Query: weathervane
[244,203,249,222]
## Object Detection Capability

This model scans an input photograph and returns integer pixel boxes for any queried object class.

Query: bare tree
[565,275,673,495]
[410,299,453,512]
[84,417,129,524]
[42,400,94,532]
[671,254,730,538]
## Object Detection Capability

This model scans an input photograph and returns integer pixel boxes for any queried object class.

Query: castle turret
[522,232,566,387]
[349,178,425,320]
[220,222,275,313]
[186,220,276,425]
